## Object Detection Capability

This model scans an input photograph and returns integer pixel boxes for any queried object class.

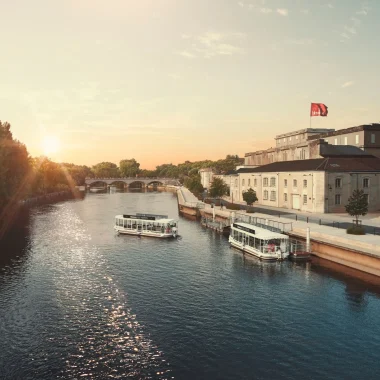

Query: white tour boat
[114,213,178,238]
[229,222,289,260]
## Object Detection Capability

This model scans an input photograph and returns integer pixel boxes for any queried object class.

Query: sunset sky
[0,0,378,169]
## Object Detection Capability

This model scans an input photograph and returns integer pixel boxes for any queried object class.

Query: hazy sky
[0,0,378,169]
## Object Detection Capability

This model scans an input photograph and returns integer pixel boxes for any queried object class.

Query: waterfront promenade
[179,187,380,276]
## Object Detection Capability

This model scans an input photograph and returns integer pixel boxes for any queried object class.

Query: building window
[284,179,287,187]
[363,178,369,188]
[263,178,268,187]
[303,179,307,188]
[303,195,307,205]
[289,137,292,141]
[270,191,276,201]
[283,138,286,142]
[364,193,369,204]
[335,178,342,188]
[300,149,306,160]
[235,179,237,186]
[371,134,376,143]
[355,134,359,144]
[284,193,287,202]
[335,194,341,205]
[283,152,287,161]
[334,138,338,145]
[293,179,297,187]
[254,178,257,187]
[270,177,276,187]
[296,135,298,140]
[344,137,348,145]
[242,179,245,186]
[263,190,268,200]
[248,179,251,186]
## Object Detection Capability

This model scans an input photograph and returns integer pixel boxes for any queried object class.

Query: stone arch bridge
[85,177,181,189]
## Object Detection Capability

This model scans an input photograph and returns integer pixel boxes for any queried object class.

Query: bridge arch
[128,180,145,189]
[88,180,107,188]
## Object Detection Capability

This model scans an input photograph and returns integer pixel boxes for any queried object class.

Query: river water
[1,190,380,380]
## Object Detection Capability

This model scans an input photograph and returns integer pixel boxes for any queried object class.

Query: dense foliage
[345,189,368,226]
[184,174,203,197]
[242,188,258,206]
[209,177,229,198]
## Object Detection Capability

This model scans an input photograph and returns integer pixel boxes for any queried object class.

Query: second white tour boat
[229,222,289,260]
[114,213,178,238]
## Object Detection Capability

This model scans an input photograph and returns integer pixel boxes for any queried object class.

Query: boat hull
[229,238,288,261]
[289,252,311,261]
[114,226,176,238]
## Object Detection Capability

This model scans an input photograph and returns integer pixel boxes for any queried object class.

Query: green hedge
[346,226,366,235]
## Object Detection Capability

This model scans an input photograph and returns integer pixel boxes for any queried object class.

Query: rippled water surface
[1,191,380,380]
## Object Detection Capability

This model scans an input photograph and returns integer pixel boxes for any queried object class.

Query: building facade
[199,168,215,190]
[222,157,380,213]
[244,124,380,166]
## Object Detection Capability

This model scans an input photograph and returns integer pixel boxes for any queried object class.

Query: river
[1,190,380,380]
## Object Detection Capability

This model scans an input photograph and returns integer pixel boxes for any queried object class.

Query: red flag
[310,103,328,117]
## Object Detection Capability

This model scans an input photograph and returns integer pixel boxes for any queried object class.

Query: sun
[42,135,60,156]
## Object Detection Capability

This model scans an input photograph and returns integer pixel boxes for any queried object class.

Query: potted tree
[345,189,368,235]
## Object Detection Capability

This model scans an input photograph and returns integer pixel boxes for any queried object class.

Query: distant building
[199,168,215,190]
[244,124,380,166]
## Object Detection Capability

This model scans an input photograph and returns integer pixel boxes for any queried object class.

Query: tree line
[0,120,243,225]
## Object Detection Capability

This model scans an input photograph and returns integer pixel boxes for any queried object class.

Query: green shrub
[346,226,366,235]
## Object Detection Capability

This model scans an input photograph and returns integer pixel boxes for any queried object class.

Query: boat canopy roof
[115,213,176,223]
[231,222,289,240]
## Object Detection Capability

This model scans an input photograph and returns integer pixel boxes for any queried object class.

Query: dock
[177,187,380,277]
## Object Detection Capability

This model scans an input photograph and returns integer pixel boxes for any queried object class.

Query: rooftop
[309,123,380,140]
[236,156,380,173]
[276,128,335,139]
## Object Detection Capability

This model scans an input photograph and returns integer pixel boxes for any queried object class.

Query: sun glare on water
[42,136,61,156]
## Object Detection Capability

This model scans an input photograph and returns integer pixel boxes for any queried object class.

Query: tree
[345,189,368,226]
[120,158,140,177]
[243,188,258,206]
[92,162,120,178]
[184,174,203,196]
[209,177,229,198]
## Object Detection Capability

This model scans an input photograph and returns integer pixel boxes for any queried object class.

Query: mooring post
[306,227,311,253]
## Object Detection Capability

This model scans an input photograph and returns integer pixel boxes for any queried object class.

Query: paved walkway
[219,197,380,231]
[201,204,380,258]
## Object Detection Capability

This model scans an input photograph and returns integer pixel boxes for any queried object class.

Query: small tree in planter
[345,189,368,234]
[243,188,258,206]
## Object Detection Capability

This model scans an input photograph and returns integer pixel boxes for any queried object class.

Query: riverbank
[177,187,380,278]
[0,189,85,240]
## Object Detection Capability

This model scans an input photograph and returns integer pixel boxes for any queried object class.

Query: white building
[221,155,380,213]
[199,168,215,190]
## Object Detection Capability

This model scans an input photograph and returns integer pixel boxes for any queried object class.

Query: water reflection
[0,207,31,271]
[311,257,380,311]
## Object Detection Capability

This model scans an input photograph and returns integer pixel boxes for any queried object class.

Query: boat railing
[234,215,292,234]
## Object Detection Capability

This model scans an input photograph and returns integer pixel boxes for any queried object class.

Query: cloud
[340,32,350,39]
[177,31,246,59]
[356,10,367,15]
[327,4,334,9]
[276,8,288,16]
[344,26,356,34]
[260,8,272,13]
[178,50,195,59]
[300,9,310,14]
[342,81,354,88]
[238,1,244,7]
